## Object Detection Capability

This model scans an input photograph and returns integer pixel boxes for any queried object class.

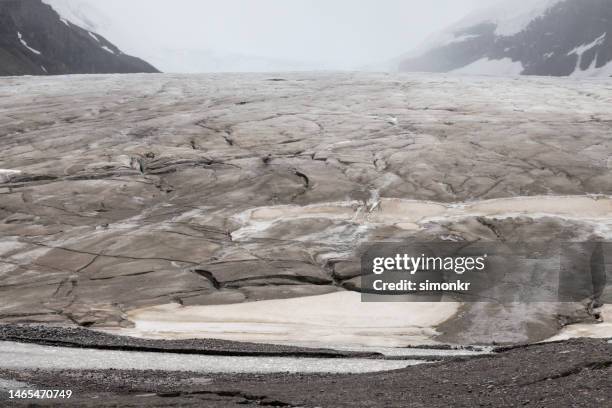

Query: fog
[62,0,503,70]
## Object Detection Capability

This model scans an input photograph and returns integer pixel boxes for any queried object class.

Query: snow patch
[452,57,524,76]
[101,45,115,54]
[547,305,612,341]
[567,34,612,77]
[567,33,607,57]
[570,59,612,78]
[125,292,461,347]
[88,31,100,43]
[17,32,42,55]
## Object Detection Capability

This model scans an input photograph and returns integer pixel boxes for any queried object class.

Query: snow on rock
[101,45,116,55]
[570,59,612,78]
[400,0,612,77]
[567,33,611,77]
[2,2,157,76]
[567,33,607,57]
[17,32,41,55]
[88,31,100,43]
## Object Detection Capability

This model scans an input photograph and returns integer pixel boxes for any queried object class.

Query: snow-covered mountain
[0,0,158,76]
[42,0,109,33]
[399,0,612,77]
[43,0,317,74]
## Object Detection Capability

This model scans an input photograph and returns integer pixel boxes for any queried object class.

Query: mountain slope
[44,1,318,74]
[0,0,158,76]
[399,0,612,77]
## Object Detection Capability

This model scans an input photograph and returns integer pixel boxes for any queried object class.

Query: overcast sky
[74,0,497,69]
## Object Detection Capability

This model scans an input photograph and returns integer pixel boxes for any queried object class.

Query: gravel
[0,337,609,407]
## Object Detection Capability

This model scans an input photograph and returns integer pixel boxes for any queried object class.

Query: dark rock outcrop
[0,0,158,76]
